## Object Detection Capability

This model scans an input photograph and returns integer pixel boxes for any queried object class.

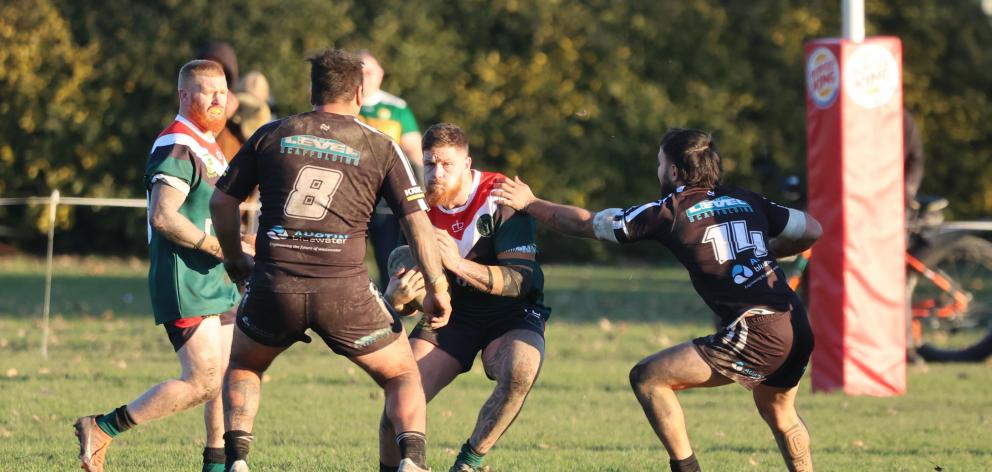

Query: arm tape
[779,208,807,239]
[593,208,622,243]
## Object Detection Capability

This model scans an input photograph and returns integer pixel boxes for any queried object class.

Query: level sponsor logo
[806,47,840,109]
[685,196,753,222]
[280,135,361,166]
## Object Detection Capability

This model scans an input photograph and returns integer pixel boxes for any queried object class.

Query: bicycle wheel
[909,235,992,361]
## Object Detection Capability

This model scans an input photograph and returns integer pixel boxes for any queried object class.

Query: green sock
[456,441,484,468]
[95,405,135,437]
[202,447,226,472]
[202,463,226,472]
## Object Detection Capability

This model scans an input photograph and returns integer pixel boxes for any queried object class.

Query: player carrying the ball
[380,123,551,472]
[495,128,821,472]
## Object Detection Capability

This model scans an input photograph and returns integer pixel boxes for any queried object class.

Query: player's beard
[189,101,227,135]
[660,173,678,196]
[426,179,462,208]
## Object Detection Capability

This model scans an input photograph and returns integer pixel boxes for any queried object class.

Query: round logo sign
[806,47,840,109]
[844,44,899,109]
[476,214,494,237]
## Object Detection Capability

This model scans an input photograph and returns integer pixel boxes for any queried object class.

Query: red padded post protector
[804,37,906,396]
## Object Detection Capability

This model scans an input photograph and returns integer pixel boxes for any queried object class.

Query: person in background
[196,41,242,162]
[358,51,424,289]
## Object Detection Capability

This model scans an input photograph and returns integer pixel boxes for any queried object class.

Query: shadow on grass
[0,273,151,318]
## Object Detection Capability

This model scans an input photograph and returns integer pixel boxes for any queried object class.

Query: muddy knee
[501,364,538,398]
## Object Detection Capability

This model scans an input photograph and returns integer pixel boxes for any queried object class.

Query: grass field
[1,257,990,471]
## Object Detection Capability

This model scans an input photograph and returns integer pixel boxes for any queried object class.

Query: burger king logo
[844,44,899,109]
[806,47,840,109]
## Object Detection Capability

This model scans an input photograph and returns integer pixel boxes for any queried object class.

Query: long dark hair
[660,128,722,188]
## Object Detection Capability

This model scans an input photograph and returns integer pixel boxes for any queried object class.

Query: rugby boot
[227,460,250,472]
[398,458,431,472]
[74,415,113,472]
[449,462,488,472]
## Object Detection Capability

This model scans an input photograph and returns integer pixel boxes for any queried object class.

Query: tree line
[2,0,990,260]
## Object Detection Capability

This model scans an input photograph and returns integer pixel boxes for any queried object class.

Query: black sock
[224,430,253,468]
[395,431,427,469]
[379,462,399,472]
[670,453,701,472]
[203,447,225,465]
[95,404,137,437]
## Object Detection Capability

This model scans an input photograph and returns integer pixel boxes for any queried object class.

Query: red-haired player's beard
[189,101,227,135]
[426,179,463,208]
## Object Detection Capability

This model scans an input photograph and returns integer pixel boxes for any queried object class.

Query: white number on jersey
[283,165,343,220]
[701,220,768,264]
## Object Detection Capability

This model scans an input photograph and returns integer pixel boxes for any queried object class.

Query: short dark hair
[178,59,226,90]
[306,49,364,106]
[422,123,469,152]
[659,128,722,188]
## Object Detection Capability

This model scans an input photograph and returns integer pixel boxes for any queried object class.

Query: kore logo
[731,264,754,285]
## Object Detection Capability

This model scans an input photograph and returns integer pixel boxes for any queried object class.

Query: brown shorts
[693,307,814,390]
[236,276,402,357]
[411,305,548,374]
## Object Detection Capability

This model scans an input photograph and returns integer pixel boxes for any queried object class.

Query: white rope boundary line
[0,196,259,210]
[1,193,259,359]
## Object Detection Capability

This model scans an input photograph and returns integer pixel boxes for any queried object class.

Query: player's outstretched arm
[769,211,823,258]
[494,176,596,240]
[399,211,452,327]
[209,189,254,283]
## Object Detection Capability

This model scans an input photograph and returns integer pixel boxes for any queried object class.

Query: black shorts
[693,307,814,390]
[411,305,547,373]
[163,311,234,352]
[236,276,403,357]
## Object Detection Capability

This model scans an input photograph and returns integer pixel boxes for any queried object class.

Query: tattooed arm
[434,228,536,297]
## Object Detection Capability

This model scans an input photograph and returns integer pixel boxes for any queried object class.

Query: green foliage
[1,0,990,258]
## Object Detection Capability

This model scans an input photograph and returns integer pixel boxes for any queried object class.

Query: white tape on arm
[779,208,807,239]
[150,174,191,196]
[593,208,622,243]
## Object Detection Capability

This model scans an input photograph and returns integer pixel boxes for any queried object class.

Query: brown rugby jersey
[215,111,427,291]
[610,185,799,325]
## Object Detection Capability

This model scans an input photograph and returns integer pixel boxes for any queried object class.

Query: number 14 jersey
[611,185,798,325]
[216,111,427,291]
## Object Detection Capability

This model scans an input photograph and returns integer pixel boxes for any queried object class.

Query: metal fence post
[41,189,59,360]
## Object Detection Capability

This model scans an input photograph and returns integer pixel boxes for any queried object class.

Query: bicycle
[781,196,992,362]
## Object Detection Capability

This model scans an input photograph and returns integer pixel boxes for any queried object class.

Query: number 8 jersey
[216,111,427,292]
[609,185,798,325]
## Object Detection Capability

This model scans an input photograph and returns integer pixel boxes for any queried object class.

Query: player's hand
[241,234,257,257]
[421,287,452,329]
[240,239,256,257]
[493,176,536,211]
[224,252,254,285]
[433,228,462,270]
[385,267,425,309]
